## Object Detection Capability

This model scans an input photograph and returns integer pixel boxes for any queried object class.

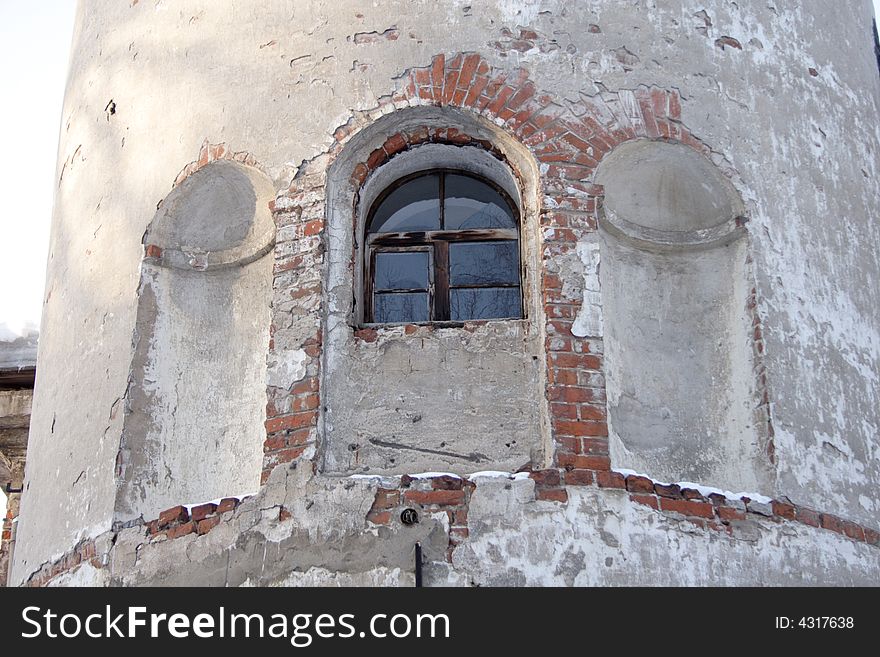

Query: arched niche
[596,140,772,492]
[321,106,549,475]
[116,160,275,521]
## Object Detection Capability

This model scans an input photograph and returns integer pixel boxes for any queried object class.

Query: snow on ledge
[613,468,774,504]
[181,492,257,513]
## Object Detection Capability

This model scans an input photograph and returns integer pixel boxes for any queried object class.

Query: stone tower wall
[12,0,880,586]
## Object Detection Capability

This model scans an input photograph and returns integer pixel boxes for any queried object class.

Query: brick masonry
[23,468,880,586]
[262,52,725,476]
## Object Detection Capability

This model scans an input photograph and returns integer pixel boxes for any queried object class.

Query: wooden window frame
[364,169,523,324]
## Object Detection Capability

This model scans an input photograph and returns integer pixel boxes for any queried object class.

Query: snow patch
[614,468,774,504]
[181,491,257,513]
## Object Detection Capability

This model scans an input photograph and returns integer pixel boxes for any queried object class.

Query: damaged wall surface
[12,0,880,586]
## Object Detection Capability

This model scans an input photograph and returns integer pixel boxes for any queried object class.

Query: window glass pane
[374,292,429,323]
[374,251,429,290]
[449,241,520,286]
[444,174,516,229]
[450,287,521,321]
[370,175,441,233]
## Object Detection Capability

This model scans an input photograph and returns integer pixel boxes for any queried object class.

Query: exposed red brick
[351,162,369,185]
[550,353,602,370]
[796,507,821,528]
[680,488,706,502]
[772,501,796,521]
[354,328,379,342]
[383,133,407,155]
[291,394,320,413]
[303,219,324,236]
[265,410,318,434]
[660,498,715,520]
[449,527,470,541]
[654,483,682,499]
[463,75,491,108]
[536,488,569,503]
[190,503,217,522]
[432,475,464,490]
[274,446,307,464]
[455,53,481,98]
[166,521,196,540]
[367,510,392,525]
[158,505,189,528]
[625,475,654,494]
[366,147,386,170]
[430,54,445,102]
[371,488,401,510]
[596,471,626,489]
[548,387,594,404]
[650,87,668,119]
[668,92,682,119]
[718,506,746,522]
[557,453,610,471]
[529,469,562,487]
[821,513,846,535]
[144,244,162,259]
[291,377,319,395]
[550,402,578,420]
[197,516,222,535]
[580,438,609,456]
[217,498,239,514]
[451,507,468,526]
[577,405,606,422]
[843,521,866,542]
[630,494,659,510]
[263,434,286,451]
[404,489,466,506]
[554,420,608,437]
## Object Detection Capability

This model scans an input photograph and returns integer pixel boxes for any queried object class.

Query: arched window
[364,170,522,324]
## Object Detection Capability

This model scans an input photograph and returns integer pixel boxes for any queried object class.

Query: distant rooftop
[0,326,37,387]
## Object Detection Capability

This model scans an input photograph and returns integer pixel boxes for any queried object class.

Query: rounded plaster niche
[116,159,276,522]
[596,139,771,493]
[596,140,745,251]
[145,160,276,270]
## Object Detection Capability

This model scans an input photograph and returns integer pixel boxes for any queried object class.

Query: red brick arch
[265,52,716,478]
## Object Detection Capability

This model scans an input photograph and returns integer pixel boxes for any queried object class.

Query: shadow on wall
[596,140,773,493]
[115,160,275,522]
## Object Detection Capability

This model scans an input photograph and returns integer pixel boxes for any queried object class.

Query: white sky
[0,1,879,339]
[0,1,76,338]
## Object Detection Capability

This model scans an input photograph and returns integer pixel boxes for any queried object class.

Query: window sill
[353,318,529,341]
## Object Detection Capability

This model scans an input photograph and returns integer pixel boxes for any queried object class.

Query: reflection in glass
[374,292,429,323]
[374,251,429,290]
[450,287,522,321]
[444,174,516,229]
[370,175,441,232]
[449,241,520,286]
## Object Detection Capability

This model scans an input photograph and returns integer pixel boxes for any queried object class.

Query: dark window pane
[374,251,429,290]
[374,292,429,323]
[444,174,516,229]
[370,175,441,233]
[449,241,520,286]
[450,287,521,321]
